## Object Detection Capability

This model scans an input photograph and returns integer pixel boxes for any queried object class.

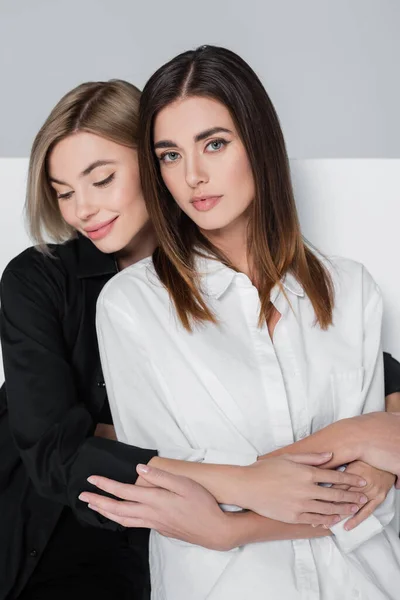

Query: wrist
[211,512,237,552]
[224,465,248,507]
[220,512,246,550]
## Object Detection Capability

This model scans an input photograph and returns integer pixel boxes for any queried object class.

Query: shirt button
[97,381,106,388]
[29,549,38,558]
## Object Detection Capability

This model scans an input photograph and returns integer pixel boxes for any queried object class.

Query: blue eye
[206,139,228,152]
[160,151,180,163]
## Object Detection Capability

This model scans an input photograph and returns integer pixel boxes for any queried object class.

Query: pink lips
[84,216,118,240]
[190,195,222,212]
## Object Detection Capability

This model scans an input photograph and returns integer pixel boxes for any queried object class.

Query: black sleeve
[0,260,157,530]
[383,352,400,397]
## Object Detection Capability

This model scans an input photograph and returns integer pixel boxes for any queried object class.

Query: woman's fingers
[135,464,194,496]
[80,479,169,505]
[88,504,150,529]
[343,499,378,531]
[298,512,341,527]
[306,500,360,517]
[80,492,145,516]
[315,486,368,506]
[285,452,333,465]
[86,466,192,501]
[313,467,367,487]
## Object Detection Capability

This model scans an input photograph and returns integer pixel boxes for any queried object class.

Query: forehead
[153,96,235,142]
[48,132,129,178]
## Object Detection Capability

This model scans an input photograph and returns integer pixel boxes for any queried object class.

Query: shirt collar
[195,254,304,300]
[76,233,118,279]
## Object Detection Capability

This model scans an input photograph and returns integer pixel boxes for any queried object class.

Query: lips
[84,217,118,233]
[190,195,222,212]
[84,216,119,241]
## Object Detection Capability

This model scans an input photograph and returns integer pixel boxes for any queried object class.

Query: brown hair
[26,79,141,247]
[138,45,334,330]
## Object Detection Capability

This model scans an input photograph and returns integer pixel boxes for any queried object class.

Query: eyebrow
[154,127,233,150]
[49,160,117,186]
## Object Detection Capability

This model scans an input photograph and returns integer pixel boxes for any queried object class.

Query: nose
[75,191,99,221]
[185,154,209,189]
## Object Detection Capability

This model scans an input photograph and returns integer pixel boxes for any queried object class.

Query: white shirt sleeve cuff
[158,447,257,466]
[330,514,383,554]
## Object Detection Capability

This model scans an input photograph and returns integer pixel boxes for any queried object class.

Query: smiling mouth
[84,216,119,240]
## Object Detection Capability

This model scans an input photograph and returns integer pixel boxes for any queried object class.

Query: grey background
[0,0,399,158]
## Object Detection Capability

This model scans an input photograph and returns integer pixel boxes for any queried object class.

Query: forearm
[149,456,241,505]
[148,417,365,504]
[225,511,331,547]
[148,417,363,501]
[265,417,364,468]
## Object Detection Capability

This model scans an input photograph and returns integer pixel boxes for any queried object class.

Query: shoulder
[1,240,78,295]
[324,256,381,311]
[97,256,162,314]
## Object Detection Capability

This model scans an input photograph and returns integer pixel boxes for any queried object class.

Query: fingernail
[322,524,329,529]
[351,505,359,513]
[137,464,150,474]
[320,452,333,458]
[360,495,368,504]
[358,479,367,486]
[87,476,96,485]
[312,524,318,528]
[332,516,341,524]
[344,523,351,531]
[78,493,89,502]
[88,504,98,511]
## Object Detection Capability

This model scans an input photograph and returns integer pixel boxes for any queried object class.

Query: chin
[90,237,125,255]
[192,216,236,232]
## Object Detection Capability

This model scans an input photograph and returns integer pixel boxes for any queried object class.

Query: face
[153,96,255,237]
[48,131,150,254]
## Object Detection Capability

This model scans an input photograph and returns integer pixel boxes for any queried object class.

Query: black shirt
[383,352,400,397]
[0,235,157,599]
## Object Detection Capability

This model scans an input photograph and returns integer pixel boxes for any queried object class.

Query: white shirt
[97,254,400,600]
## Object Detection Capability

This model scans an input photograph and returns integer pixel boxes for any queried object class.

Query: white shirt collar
[194,254,304,300]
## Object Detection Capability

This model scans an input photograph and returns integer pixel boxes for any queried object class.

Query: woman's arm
[0,257,156,529]
[80,466,333,549]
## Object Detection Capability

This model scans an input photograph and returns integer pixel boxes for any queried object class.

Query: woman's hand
[349,412,400,485]
[79,465,233,551]
[233,453,368,526]
[333,461,396,531]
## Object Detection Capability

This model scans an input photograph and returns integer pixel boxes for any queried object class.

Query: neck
[116,220,157,271]
[201,214,252,278]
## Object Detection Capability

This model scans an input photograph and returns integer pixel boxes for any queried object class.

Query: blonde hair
[26,79,141,246]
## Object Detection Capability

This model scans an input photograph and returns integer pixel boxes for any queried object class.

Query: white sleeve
[96,290,257,466]
[330,268,396,552]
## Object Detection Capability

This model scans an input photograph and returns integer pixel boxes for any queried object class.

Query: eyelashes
[93,172,115,188]
[56,172,116,200]
[158,138,231,164]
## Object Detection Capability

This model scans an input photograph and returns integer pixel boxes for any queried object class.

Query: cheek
[161,167,186,206]
[229,152,254,199]
[58,201,75,227]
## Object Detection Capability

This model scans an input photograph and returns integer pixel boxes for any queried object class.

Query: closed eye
[57,190,73,200]
[93,172,115,188]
